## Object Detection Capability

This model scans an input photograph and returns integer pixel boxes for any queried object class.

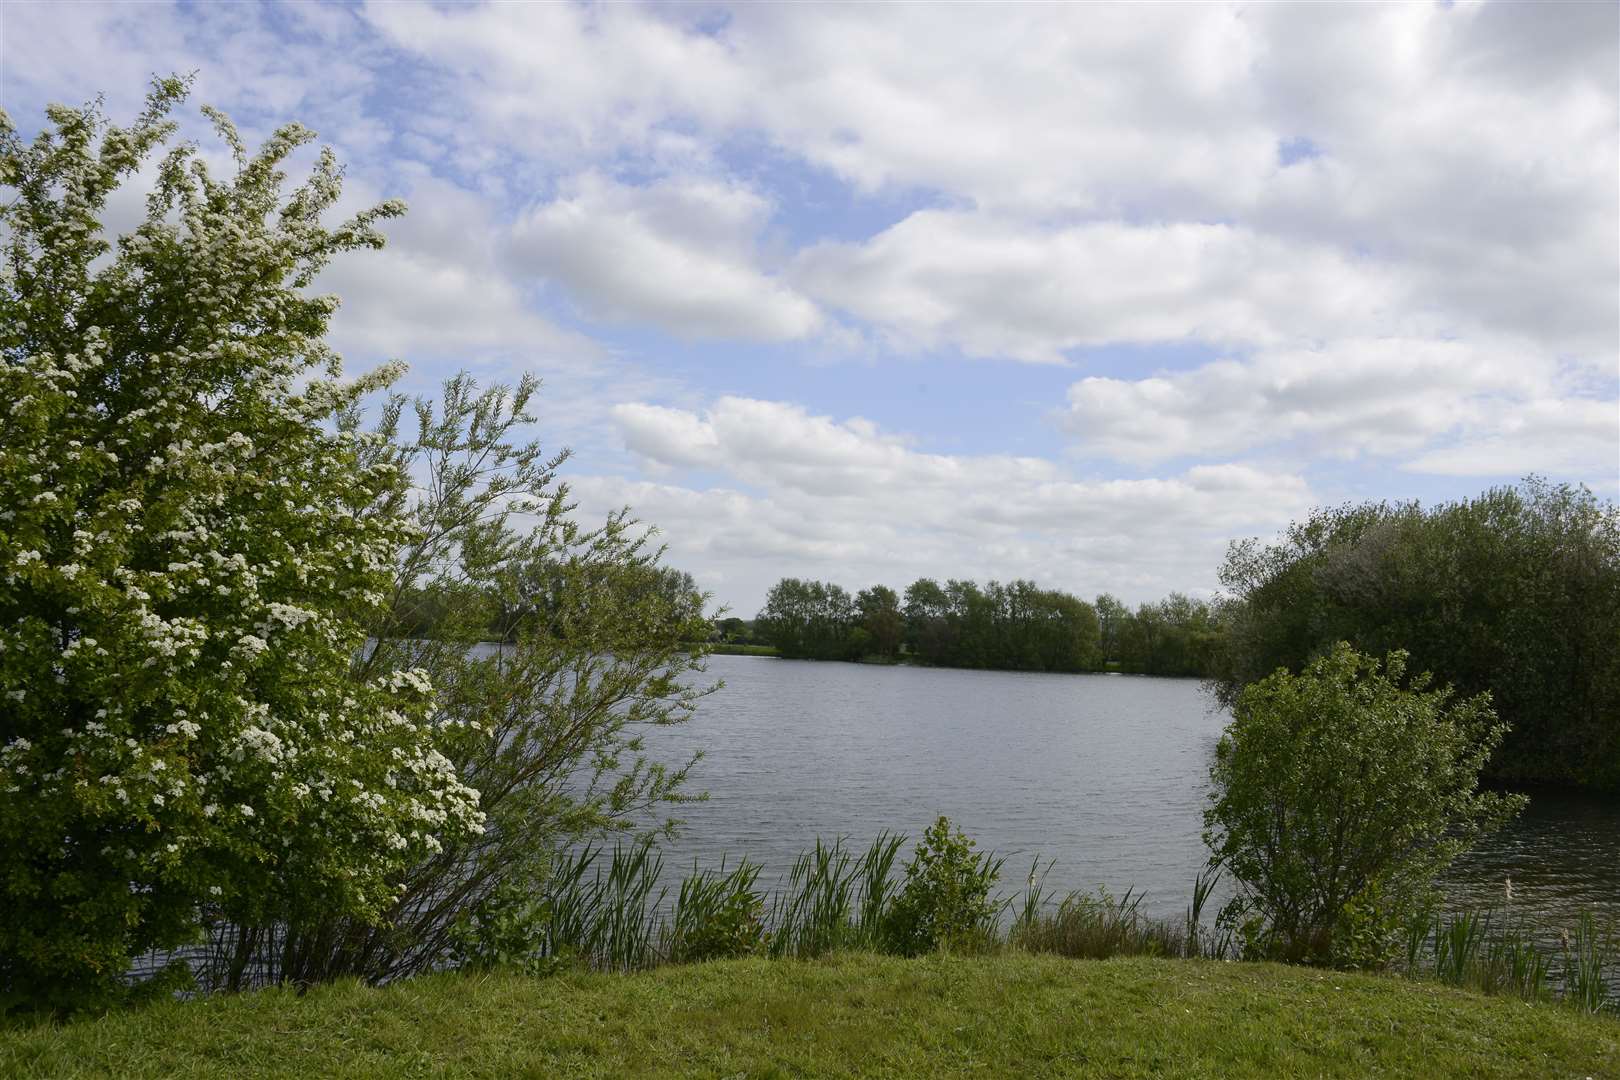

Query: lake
[646,654,1619,940]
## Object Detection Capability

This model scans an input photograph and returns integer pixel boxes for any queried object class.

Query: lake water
[646,655,1619,940]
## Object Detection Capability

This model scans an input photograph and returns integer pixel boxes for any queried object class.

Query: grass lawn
[2,953,1614,1078]
[697,643,781,657]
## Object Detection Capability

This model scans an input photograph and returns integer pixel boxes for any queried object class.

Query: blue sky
[3,1,1616,612]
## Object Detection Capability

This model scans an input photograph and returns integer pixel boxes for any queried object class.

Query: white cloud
[320,173,595,363]
[1058,336,1618,488]
[362,1,1616,365]
[1062,338,1544,458]
[362,1,745,169]
[1401,398,1620,483]
[791,215,1409,363]
[508,174,820,341]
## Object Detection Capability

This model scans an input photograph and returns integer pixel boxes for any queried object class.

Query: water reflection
[1444,787,1620,942]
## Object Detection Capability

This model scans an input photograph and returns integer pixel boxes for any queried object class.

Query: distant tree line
[754,576,1224,676]
[1212,478,1620,792]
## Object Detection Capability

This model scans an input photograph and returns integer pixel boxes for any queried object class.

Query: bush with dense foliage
[883,816,1006,955]
[0,83,711,1011]
[1204,644,1523,966]
[1214,479,1620,790]
[0,84,485,1012]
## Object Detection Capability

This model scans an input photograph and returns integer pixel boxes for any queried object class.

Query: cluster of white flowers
[233,634,270,661]
[233,725,288,765]
[60,635,100,659]
[165,718,202,739]
[385,668,434,695]
[1,737,33,780]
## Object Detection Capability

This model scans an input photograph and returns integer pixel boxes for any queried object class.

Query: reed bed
[510,834,914,972]
[1392,904,1617,1014]
[466,834,1616,1017]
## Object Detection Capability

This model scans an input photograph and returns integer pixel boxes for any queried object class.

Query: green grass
[699,643,781,657]
[4,953,1615,1079]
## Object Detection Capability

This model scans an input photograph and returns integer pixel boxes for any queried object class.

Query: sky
[3,0,1616,615]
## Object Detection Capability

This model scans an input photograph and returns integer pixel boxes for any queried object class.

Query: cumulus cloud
[23,3,1612,369]
[320,173,596,364]
[1400,398,1620,480]
[791,215,1410,362]
[1057,336,1618,489]
[509,174,820,341]
[362,1,745,168]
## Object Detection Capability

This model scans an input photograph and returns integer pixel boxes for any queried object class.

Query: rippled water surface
[645,655,1617,935]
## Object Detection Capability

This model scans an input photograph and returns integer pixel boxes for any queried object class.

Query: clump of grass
[1399,898,1439,975]
[762,832,915,958]
[508,832,921,970]
[853,832,907,948]
[1012,857,1056,940]
[1185,868,1224,960]
[537,839,667,972]
[1464,919,1551,1001]
[1012,886,1186,960]
[664,859,768,964]
[1432,908,1489,988]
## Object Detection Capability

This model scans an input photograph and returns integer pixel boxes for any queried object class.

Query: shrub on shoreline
[1203,643,1523,967]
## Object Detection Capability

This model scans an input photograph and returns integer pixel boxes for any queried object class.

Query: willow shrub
[221,372,717,989]
[0,84,485,1013]
[1203,644,1523,966]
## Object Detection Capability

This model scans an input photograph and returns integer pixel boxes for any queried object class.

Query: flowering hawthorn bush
[0,82,483,1012]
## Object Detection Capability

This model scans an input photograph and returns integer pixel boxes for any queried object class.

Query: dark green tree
[1214,479,1620,790]
[856,585,904,660]
[1095,593,1129,664]
[903,578,953,662]
[757,578,859,660]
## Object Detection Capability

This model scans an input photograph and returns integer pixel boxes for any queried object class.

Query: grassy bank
[698,642,781,657]
[3,953,1615,1079]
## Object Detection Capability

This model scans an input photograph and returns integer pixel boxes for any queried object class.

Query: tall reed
[664,859,767,964]
[1561,909,1615,1015]
[537,839,667,972]
[853,832,907,949]
[1012,858,1056,940]
[1185,868,1222,960]
[1396,903,1614,1012]
[1432,908,1489,987]
[767,839,860,957]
